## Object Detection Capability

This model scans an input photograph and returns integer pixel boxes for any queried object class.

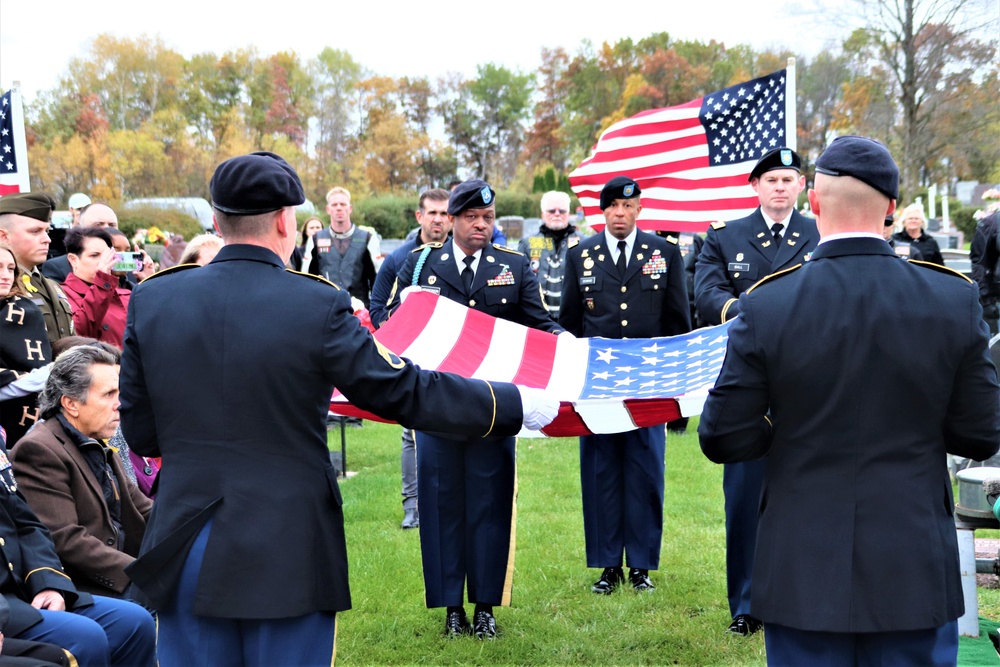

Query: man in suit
[119,155,558,665]
[12,346,152,598]
[693,147,819,636]
[698,136,1000,666]
[388,179,562,640]
[559,176,691,596]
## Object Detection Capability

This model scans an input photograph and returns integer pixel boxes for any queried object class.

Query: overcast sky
[0,0,852,102]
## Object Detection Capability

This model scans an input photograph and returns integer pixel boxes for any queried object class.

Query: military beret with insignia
[748,147,802,182]
[448,179,496,215]
[210,151,306,216]
[599,176,641,210]
[815,136,899,201]
[0,192,57,222]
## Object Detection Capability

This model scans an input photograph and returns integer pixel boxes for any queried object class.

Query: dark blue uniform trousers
[724,458,766,618]
[764,621,958,667]
[157,518,337,667]
[580,426,665,570]
[19,597,155,667]
[415,432,516,608]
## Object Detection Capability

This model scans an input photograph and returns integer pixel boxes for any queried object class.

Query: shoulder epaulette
[665,235,679,245]
[139,263,199,283]
[710,221,726,230]
[285,268,341,289]
[412,242,443,253]
[494,244,523,255]
[907,260,974,284]
[745,264,803,294]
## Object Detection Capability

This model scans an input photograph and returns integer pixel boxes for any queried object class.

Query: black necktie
[771,223,784,243]
[462,255,475,292]
[616,241,627,277]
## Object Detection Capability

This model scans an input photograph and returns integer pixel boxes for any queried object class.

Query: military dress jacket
[390,240,562,333]
[699,237,1000,633]
[559,229,691,339]
[120,244,523,619]
[694,208,818,325]
[25,271,74,346]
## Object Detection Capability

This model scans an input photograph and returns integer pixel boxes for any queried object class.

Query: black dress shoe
[726,614,763,636]
[473,610,497,640]
[444,610,471,637]
[591,566,625,594]
[401,508,419,529]
[629,568,655,591]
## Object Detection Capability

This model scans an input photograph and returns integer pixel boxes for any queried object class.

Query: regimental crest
[780,149,793,166]
[481,186,492,204]
[623,184,635,197]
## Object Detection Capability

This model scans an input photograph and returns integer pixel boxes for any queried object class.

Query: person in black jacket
[971,209,999,335]
[892,203,944,265]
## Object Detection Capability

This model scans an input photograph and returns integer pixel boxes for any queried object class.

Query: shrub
[117,207,205,242]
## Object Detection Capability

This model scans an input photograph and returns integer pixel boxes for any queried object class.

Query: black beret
[210,152,305,215]
[599,176,641,210]
[748,147,801,182]
[448,179,495,215]
[815,136,899,200]
[0,192,56,222]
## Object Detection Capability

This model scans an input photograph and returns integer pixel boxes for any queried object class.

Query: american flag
[0,89,30,195]
[331,291,732,437]
[569,68,792,234]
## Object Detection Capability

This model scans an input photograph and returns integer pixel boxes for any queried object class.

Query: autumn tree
[523,47,569,171]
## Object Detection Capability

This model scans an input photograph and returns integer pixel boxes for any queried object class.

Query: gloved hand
[517,386,559,431]
[557,330,576,340]
[400,285,423,302]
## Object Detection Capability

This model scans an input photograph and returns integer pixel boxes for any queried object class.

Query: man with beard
[518,191,581,318]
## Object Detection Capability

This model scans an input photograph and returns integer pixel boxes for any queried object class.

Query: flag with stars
[330,291,732,437]
[0,89,30,195]
[569,69,791,234]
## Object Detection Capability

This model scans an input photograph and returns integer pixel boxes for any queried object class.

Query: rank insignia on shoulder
[494,244,523,255]
[413,242,443,252]
[711,221,726,230]
[665,235,678,245]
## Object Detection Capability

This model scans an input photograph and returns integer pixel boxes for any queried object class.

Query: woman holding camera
[61,227,131,348]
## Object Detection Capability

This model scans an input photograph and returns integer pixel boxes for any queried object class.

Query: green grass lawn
[332,419,765,666]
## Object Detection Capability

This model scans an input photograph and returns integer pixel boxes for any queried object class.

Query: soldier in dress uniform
[0,194,75,346]
[388,179,563,640]
[559,176,691,596]
[692,147,819,637]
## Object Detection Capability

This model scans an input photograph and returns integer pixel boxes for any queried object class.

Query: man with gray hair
[517,190,581,317]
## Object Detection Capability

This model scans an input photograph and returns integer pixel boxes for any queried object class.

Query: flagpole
[786,58,797,151]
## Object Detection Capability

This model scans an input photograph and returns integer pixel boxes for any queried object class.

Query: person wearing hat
[67,193,91,227]
[692,147,819,637]
[118,156,558,663]
[0,193,76,347]
[387,179,562,640]
[560,176,691,597]
[699,136,1000,665]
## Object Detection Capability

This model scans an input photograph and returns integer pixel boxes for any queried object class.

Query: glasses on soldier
[545,209,568,214]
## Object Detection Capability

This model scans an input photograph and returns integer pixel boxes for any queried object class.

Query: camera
[112,251,143,273]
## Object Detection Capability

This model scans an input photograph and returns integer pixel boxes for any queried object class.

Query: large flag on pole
[0,88,30,195]
[569,67,795,234]
[330,291,732,437]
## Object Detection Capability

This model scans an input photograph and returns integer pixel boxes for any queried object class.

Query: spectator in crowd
[517,190,581,318]
[119,152,557,664]
[43,204,121,284]
[388,180,562,640]
[0,415,155,667]
[178,234,224,267]
[0,194,74,346]
[560,176,691,597]
[699,135,1000,667]
[892,203,944,265]
[290,217,324,271]
[60,228,130,349]
[307,187,381,308]
[0,242,52,447]
[12,346,151,599]
[369,188,452,530]
[883,214,923,259]
[67,194,91,227]
[971,209,1000,336]
[693,147,819,637]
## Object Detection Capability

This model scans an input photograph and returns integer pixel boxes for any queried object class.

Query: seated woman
[61,228,131,348]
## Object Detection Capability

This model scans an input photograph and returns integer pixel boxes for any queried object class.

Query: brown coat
[10,418,152,596]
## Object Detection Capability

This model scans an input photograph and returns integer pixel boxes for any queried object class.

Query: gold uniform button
[7,563,12,571]
[0,538,5,546]
[734,272,741,278]
[620,286,627,293]
[621,320,628,327]
[620,303,627,310]
[469,300,476,307]
[501,298,507,304]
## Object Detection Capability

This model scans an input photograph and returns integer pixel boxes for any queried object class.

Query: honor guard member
[388,179,563,640]
[517,190,582,317]
[699,136,1000,667]
[693,147,819,637]
[559,176,691,596]
[0,194,75,346]
[307,186,380,308]
[119,157,558,665]
[883,214,923,260]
